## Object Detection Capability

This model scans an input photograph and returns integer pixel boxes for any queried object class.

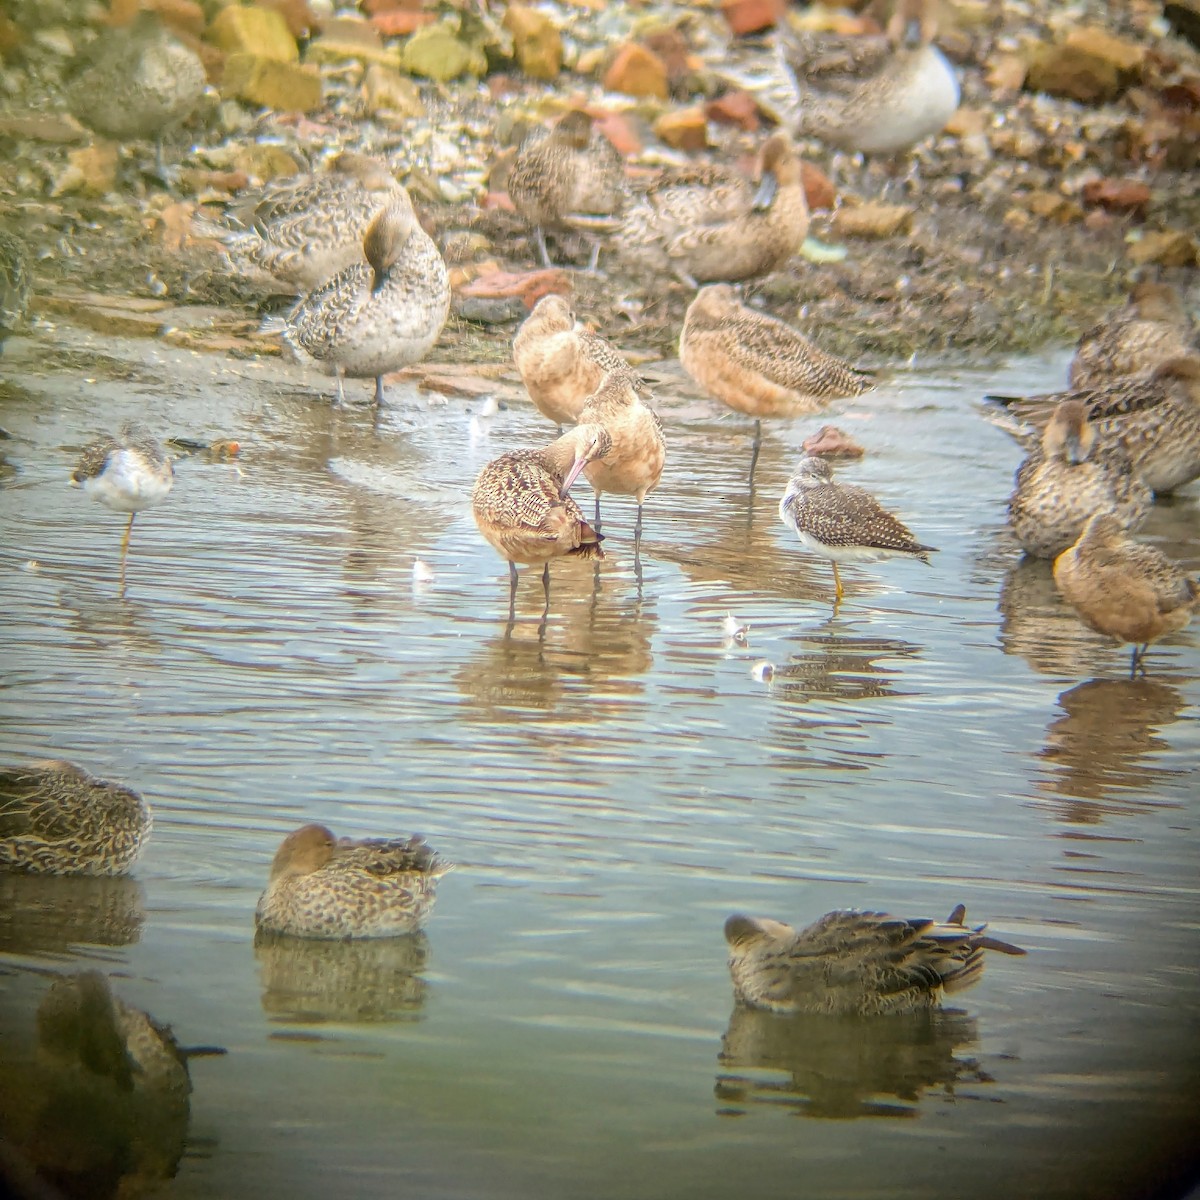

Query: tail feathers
[562,212,624,233]
[981,393,1026,407]
[259,314,289,337]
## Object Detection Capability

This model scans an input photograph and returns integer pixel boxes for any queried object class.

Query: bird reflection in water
[715,1006,986,1119]
[1035,677,1188,823]
[457,571,655,724]
[0,874,145,955]
[997,554,1110,677]
[760,631,921,704]
[255,931,433,1024]
[0,971,222,1200]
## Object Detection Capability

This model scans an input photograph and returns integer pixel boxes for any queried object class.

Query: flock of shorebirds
[1,0,1198,1026]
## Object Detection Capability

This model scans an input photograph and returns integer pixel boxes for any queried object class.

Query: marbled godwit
[777,0,959,155]
[471,423,612,604]
[507,109,627,270]
[0,760,151,876]
[255,823,450,940]
[1053,512,1199,676]
[577,368,667,542]
[267,202,450,407]
[63,12,205,175]
[619,134,809,286]
[71,422,174,596]
[193,153,412,290]
[985,355,1200,496]
[1007,399,1152,559]
[779,454,936,604]
[513,293,640,429]
[0,227,31,350]
[1069,282,1196,391]
[680,284,873,472]
[725,906,1025,1016]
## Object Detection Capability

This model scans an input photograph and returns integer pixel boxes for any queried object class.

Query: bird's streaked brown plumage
[1007,399,1152,559]
[619,135,809,285]
[507,109,627,269]
[1069,282,1196,391]
[0,760,151,876]
[1053,512,1200,676]
[680,284,874,425]
[725,905,1026,1016]
[986,355,1200,495]
[472,423,612,593]
[255,823,450,940]
[577,369,667,538]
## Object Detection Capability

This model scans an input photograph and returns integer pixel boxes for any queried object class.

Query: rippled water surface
[1,325,1197,1200]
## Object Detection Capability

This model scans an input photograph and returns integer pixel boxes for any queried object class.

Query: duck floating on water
[0,760,151,876]
[725,905,1026,1016]
[255,823,451,940]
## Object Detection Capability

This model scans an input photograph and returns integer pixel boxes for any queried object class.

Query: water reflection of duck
[0,873,144,955]
[716,1005,984,1119]
[255,824,451,940]
[0,760,152,876]
[0,971,219,1200]
[256,930,432,1024]
[1035,678,1188,822]
[725,906,1025,1016]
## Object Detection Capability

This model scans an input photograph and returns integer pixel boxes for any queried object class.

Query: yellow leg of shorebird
[832,562,844,605]
[118,513,135,596]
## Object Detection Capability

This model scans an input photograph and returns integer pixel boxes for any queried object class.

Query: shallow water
[0,324,1197,1200]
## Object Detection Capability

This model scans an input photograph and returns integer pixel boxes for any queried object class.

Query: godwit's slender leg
[374,374,385,406]
[1130,644,1147,677]
[831,561,845,606]
[118,512,136,596]
[541,562,551,607]
[586,239,602,273]
[534,227,553,269]
[634,501,644,546]
[593,493,602,535]
[334,370,346,407]
[748,419,763,491]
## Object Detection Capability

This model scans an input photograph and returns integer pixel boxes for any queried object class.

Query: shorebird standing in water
[71,422,174,596]
[471,423,611,614]
[680,284,873,482]
[1053,512,1199,677]
[577,368,667,546]
[512,294,639,431]
[779,454,936,605]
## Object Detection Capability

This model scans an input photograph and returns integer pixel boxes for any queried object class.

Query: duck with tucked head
[1069,282,1196,391]
[620,135,809,286]
[725,905,1026,1017]
[255,823,450,940]
[1053,512,1200,677]
[267,202,450,408]
[194,153,412,291]
[0,760,151,877]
